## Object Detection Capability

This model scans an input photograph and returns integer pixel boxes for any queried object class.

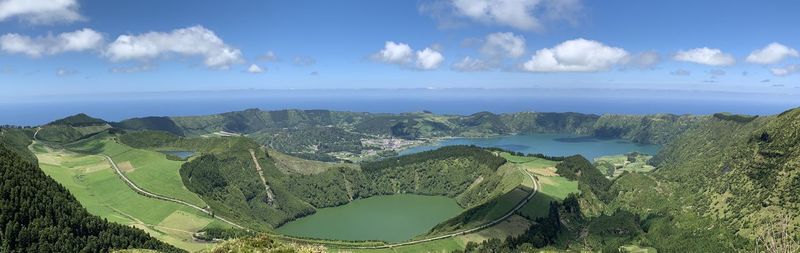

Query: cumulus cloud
[0,28,103,57]
[771,64,800,76]
[673,47,735,66]
[247,64,264,73]
[0,0,83,24]
[373,41,445,70]
[104,25,243,69]
[522,38,628,72]
[374,41,414,64]
[452,56,491,72]
[424,0,582,31]
[481,32,525,58]
[670,69,691,76]
[416,47,444,70]
[745,43,798,64]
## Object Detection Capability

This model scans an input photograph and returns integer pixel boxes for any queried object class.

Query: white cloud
[673,47,735,66]
[104,26,243,69]
[746,43,798,64]
[481,32,525,58]
[522,38,628,72]
[771,64,800,76]
[415,47,444,70]
[247,63,264,73]
[374,41,414,64]
[452,56,491,72]
[446,0,582,31]
[0,28,103,57]
[0,0,83,24]
[373,41,444,70]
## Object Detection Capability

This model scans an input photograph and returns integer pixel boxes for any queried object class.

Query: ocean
[1,88,798,125]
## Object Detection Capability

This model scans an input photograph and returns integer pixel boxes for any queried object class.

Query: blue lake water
[399,134,661,161]
[158,151,195,159]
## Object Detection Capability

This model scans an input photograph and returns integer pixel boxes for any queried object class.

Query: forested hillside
[108,108,705,161]
[177,140,512,229]
[0,129,181,253]
[650,108,800,240]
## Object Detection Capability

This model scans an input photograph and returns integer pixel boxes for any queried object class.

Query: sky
[1,0,799,97]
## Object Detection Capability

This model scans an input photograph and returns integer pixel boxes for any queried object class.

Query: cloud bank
[373,41,444,70]
[746,43,798,64]
[0,0,83,24]
[0,28,103,57]
[104,25,243,69]
[674,47,735,66]
[522,38,628,72]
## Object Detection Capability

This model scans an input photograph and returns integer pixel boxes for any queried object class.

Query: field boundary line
[102,154,247,230]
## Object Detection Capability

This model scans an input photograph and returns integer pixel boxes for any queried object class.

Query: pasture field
[31,143,225,251]
[500,153,580,219]
[65,136,207,207]
[594,153,655,178]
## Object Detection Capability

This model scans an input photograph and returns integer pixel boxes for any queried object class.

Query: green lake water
[275,194,463,242]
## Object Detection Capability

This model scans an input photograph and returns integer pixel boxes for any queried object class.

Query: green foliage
[48,113,107,126]
[0,127,35,163]
[119,130,180,148]
[195,227,255,241]
[113,116,186,136]
[712,112,758,123]
[0,143,182,253]
[36,124,85,143]
[556,155,613,201]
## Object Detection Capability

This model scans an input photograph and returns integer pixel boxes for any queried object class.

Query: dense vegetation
[108,109,705,161]
[177,142,512,229]
[47,113,107,126]
[0,138,181,252]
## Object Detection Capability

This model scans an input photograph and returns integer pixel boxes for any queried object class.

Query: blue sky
[1,0,799,96]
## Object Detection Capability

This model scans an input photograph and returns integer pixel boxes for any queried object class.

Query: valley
[2,108,798,252]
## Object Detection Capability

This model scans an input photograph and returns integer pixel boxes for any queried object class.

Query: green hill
[109,109,704,162]
[48,113,107,127]
[0,136,181,252]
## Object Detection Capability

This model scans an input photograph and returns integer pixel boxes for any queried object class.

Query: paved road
[102,154,247,230]
[349,168,540,249]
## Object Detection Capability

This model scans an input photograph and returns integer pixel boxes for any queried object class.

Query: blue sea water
[1,88,798,125]
[399,134,661,161]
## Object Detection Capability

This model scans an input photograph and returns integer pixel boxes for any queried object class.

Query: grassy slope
[31,142,222,251]
[65,135,207,207]
[504,153,580,219]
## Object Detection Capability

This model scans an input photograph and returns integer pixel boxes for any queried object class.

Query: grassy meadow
[498,153,580,219]
[31,141,226,251]
[65,135,207,207]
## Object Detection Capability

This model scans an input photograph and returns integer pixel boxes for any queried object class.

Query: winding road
[100,145,540,249]
[102,154,247,230]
